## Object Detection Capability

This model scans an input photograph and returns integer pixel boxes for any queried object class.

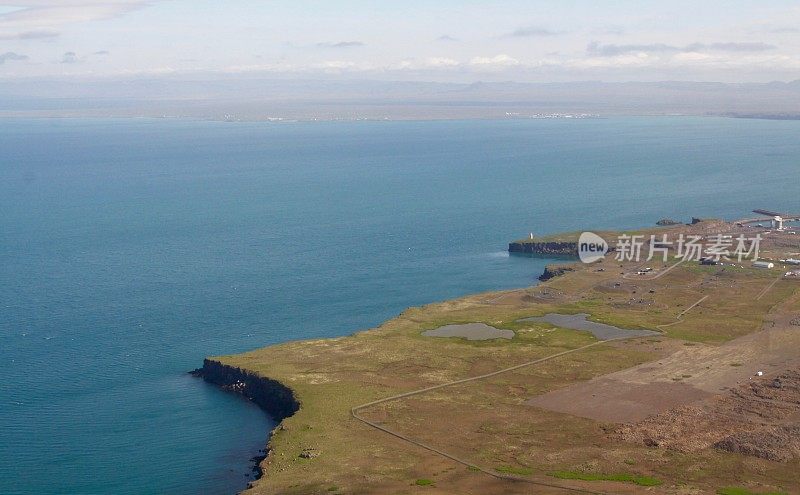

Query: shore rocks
[508,240,578,256]
[538,265,575,281]
[192,359,300,420]
[191,359,301,483]
[299,448,320,459]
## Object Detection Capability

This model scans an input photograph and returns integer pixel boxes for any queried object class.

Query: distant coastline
[2,78,799,122]
[725,112,800,120]
[2,112,799,124]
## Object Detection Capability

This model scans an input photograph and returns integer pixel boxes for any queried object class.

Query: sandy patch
[526,322,800,424]
[527,379,713,423]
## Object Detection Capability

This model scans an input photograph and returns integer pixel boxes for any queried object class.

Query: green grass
[212,232,800,495]
[550,471,662,486]
[717,488,787,495]
[495,465,534,476]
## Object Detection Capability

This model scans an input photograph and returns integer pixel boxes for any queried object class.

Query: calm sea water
[1,117,798,495]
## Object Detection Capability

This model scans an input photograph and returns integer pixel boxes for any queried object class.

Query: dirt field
[526,318,800,423]
[618,369,800,461]
[527,378,715,423]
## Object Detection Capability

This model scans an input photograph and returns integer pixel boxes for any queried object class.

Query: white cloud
[392,59,414,70]
[383,57,460,71]
[569,52,653,69]
[315,60,356,70]
[587,41,777,57]
[424,57,459,68]
[672,52,712,63]
[0,29,59,40]
[316,41,364,48]
[0,2,797,82]
[0,1,153,33]
[469,54,520,67]
[501,26,561,38]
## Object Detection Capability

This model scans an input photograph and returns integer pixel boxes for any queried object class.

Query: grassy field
[213,223,800,495]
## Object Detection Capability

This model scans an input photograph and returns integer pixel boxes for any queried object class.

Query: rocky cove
[191,360,300,486]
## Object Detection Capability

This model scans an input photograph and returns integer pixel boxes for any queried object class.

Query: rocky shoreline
[508,239,578,256]
[538,264,575,281]
[191,359,300,489]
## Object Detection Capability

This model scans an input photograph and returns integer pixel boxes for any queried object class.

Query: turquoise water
[1,117,798,494]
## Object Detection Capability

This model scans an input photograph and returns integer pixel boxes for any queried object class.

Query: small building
[753,261,775,269]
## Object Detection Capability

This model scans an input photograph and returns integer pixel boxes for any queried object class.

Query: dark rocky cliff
[538,264,575,281]
[193,359,300,421]
[192,359,300,486]
[508,240,578,256]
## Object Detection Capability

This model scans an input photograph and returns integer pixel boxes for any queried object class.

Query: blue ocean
[1,117,798,495]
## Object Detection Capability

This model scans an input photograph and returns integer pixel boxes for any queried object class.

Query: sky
[0,0,799,82]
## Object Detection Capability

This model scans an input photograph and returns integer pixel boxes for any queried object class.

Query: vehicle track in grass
[351,335,657,494]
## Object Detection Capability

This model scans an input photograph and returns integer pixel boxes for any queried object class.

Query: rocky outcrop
[538,264,575,281]
[193,359,300,420]
[656,218,681,226]
[191,359,300,483]
[714,426,800,462]
[508,240,577,256]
